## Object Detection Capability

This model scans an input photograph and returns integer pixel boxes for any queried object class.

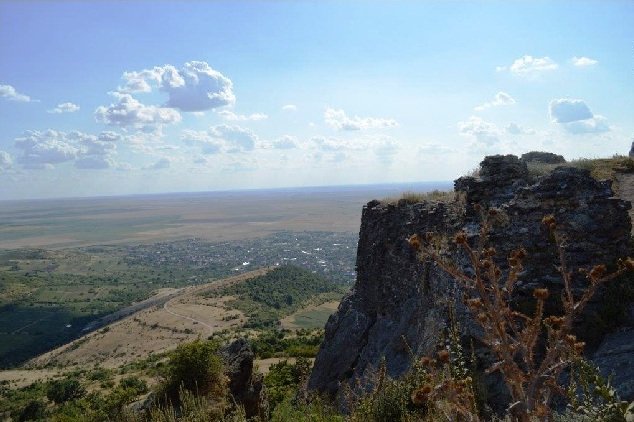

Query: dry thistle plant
[408,207,634,422]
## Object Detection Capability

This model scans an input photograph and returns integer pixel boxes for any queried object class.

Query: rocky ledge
[308,154,633,410]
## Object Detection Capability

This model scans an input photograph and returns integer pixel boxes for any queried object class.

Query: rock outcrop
[221,339,266,419]
[308,154,633,410]
[520,151,566,164]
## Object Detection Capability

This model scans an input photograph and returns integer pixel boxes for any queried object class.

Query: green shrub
[18,399,47,421]
[270,396,343,422]
[264,358,311,412]
[46,378,86,404]
[159,339,226,404]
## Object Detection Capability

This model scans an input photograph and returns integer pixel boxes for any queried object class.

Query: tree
[46,378,86,404]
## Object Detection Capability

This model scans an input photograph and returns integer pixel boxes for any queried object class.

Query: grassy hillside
[208,265,347,328]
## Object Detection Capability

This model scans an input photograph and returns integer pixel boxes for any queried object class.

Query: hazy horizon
[0,179,452,203]
[1,1,633,200]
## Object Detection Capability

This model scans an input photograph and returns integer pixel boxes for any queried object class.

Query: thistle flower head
[411,384,433,406]
[408,234,421,251]
[589,264,607,280]
[454,231,468,245]
[437,349,450,363]
[533,288,549,300]
[542,215,556,227]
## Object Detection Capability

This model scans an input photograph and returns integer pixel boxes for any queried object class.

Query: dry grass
[382,190,458,205]
[525,155,634,182]
[26,269,268,370]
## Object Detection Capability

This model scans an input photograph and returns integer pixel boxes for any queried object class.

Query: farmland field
[0,182,450,367]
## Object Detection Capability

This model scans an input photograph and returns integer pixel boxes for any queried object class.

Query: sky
[1,1,633,200]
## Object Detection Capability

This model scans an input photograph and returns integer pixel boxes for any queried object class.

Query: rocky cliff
[308,154,634,409]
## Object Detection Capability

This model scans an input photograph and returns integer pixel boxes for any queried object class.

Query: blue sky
[1,1,633,200]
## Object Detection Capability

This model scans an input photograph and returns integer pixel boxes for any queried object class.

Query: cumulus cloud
[310,135,399,165]
[0,151,13,172]
[572,56,598,67]
[48,102,80,114]
[210,125,257,152]
[269,135,298,149]
[505,122,535,135]
[181,124,258,154]
[564,115,610,134]
[95,93,181,129]
[497,55,558,76]
[282,104,297,112]
[474,92,516,111]
[13,129,121,169]
[217,110,268,121]
[549,99,593,123]
[0,84,33,102]
[145,158,171,170]
[14,130,80,168]
[312,136,351,151]
[75,155,116,169]
[549,98,609,134]
[120,61,235,112]
[458,116,501,145]
[324,108,398,131]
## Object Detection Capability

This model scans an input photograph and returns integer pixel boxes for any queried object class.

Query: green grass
[285,307,336,329]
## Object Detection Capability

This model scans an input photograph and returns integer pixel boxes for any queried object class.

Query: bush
[46,378,86,404]
[18,400,47,421]
[159,339,226,404]
[264,358,311,411]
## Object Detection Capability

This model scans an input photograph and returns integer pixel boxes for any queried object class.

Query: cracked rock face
[308,154,633,409]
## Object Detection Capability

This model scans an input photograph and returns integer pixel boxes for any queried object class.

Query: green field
[283,306,338,330]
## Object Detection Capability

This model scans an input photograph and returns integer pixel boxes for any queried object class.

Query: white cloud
[75,155,116,169]
[312,136,352,151]
[181,124,258,154]
[458,116,501,145]
[95,93,181,129]
[210,124,257,152]
[282,104,297,112]
[120,61,235,112]
[48,102,80,114]
[571,56,598,67]
[549,98,610,134]
[0,151,13,172]
[13,129,121,169]
[270,135,298,149]
[474,92,516,111]
[505,122,535,135]
[0,84,33,102]
[549,98,593,123]
[217,110,268,121]
[497,55,558,76]
[145,157,171,170]
[14,130,81,168]
[310,135,399,165]
[324,108,398,131]
[564,116,610,134]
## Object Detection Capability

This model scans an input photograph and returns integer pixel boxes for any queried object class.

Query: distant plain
[0,182,450,249]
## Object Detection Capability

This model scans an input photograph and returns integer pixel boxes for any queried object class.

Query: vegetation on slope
[209,265,347,328]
